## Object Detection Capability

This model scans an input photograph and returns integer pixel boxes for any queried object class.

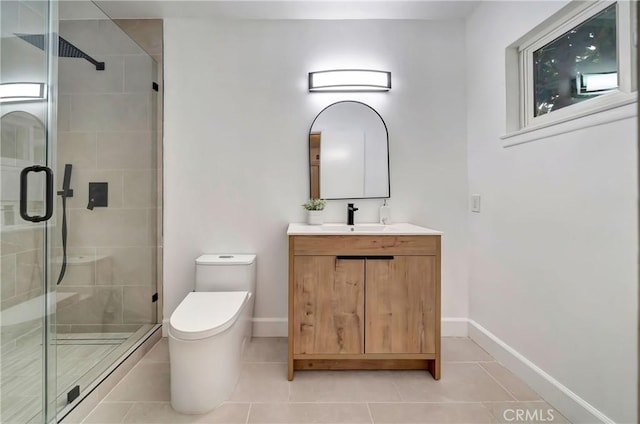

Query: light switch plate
[471,194,481,213]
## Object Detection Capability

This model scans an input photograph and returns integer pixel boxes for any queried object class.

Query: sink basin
[321,224,389,233]
[287,222,443,236]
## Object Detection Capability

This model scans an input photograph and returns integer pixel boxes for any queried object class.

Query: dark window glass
[533,4,617,117]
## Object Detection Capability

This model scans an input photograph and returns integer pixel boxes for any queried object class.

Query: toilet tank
[195,254,256,294]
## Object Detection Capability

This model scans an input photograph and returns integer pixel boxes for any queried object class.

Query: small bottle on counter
[379,199,391,225]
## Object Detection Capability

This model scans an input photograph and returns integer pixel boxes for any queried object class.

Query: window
[505,1,637,138]
[533,4,617,117]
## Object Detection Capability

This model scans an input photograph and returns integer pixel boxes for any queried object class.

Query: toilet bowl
[168,254,256,414]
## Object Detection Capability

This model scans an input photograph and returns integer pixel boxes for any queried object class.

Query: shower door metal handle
[20,165,54,222]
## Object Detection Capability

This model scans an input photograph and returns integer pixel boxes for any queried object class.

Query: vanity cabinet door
[293,256,365,354]
[365,256,437,354]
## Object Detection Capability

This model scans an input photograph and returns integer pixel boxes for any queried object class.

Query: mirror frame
[308,100,390,200]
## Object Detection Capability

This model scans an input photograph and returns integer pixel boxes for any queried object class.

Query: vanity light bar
[308,70,391,92]
[0,82,46,103]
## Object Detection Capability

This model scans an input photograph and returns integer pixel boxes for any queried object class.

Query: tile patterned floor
[1,332,131,423]
[78,337,570,424]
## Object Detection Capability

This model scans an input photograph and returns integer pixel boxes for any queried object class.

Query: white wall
[466,2,637,423]
[163,19,469,333]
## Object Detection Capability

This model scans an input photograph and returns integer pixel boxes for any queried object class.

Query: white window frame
[503,0,637,145]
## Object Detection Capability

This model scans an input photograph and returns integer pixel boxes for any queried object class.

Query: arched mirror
[309,101,390,199]
[1,111,46,164]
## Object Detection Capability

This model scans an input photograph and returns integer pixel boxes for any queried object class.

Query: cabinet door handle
[335,256,394,260]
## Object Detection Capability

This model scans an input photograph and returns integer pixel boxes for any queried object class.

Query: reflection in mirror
[1,111,45,163]
[1,111,46,225]
[309,101,390,199]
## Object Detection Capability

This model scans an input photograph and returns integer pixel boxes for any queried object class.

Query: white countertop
[287,222,443,236]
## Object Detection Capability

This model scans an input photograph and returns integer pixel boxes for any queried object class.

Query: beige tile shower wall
[55,19,160,331]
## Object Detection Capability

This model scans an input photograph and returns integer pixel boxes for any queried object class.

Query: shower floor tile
[1,331,134,423]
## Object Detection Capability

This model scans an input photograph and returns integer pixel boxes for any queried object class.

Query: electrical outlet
[471,194,481,213]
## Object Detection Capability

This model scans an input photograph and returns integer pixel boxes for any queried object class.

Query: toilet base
[168,304,249,414]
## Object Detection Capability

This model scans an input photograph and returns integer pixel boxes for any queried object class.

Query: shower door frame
[46,0,60,422]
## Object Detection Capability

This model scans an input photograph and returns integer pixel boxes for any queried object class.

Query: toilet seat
[169,291,249,341]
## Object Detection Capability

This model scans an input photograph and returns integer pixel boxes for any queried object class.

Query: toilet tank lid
[196,254,256,265]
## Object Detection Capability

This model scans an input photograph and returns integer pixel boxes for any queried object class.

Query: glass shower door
[53,0,159,417]
[2,1,160,420]
[0,1,57,423]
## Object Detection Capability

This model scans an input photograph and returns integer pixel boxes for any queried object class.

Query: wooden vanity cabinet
[288,235,441,381]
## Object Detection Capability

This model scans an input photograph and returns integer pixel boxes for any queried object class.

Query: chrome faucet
[347,203,358,225]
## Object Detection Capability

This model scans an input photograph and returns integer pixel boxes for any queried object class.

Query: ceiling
[92,0,479,20]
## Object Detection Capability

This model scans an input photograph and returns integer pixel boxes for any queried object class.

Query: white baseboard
[468,319,613,424]
[252,317,288,337]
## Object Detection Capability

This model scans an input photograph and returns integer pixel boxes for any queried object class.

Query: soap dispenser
[379,199,391,224]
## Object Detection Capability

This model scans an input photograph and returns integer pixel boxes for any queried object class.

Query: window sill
[501,92,638,147]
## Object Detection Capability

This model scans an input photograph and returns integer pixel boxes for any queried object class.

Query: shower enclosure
[0,0,161,422]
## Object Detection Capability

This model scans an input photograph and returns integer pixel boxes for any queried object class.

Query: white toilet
[168,254,256,414]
